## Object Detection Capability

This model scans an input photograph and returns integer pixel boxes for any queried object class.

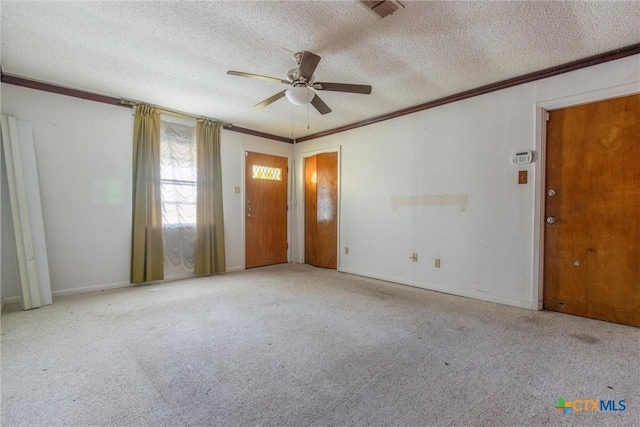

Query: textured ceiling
[1,1,639,139]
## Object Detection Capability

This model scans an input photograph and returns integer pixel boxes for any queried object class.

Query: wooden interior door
[305,152,338,269]
[304,155,318,266]
[245,151,288,268]
[543,93,640,327]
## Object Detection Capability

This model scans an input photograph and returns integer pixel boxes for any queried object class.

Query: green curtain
[195,119,226,274]
[131,105,164,283]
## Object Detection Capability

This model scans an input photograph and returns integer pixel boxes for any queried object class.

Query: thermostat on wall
[513,150,533,164]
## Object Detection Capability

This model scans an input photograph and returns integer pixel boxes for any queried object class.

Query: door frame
[533,83,640,310]
[242,147,292,269]
[299,146,341,269]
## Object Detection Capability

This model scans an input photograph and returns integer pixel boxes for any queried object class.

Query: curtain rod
[120,99,229,125]
[121,99,294,143]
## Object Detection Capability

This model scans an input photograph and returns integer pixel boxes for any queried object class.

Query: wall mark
[391,194,468,211]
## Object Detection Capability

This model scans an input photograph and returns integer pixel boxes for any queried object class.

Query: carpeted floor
[1,263,638,426]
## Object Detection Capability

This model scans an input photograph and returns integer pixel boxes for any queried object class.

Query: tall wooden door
[543,93,640,327]
[245,152,288,268]
[305,152,338,269]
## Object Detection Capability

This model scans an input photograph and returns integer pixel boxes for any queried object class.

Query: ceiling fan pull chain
[307,100,310,130]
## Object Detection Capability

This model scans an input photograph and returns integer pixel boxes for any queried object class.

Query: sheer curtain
[160,120,197,274]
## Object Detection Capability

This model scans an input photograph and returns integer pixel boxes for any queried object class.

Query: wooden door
[304,156,318,266]
[305,152,338,269]
[543,94,640,327]
[245,152,288,268]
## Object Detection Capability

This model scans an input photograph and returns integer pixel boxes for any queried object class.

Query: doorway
[543,93,640,327]
[305,152,338,269]
[245,151,288,268]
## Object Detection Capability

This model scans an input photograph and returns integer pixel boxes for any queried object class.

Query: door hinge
[287,243,289,249]
[545,111,550,121]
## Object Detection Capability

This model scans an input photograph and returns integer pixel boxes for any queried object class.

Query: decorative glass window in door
[252,165,282,181]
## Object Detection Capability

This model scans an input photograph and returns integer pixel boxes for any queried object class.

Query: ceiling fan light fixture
[285,86,315,105]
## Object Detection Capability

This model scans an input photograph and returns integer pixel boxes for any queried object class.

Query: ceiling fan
[227,51,372,115]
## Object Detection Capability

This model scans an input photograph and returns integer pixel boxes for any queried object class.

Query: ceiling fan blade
[227,70,289,85]
[254,90,287,108]
[298,51,321,80]
[313,82,372,94]
[311,94,332,115]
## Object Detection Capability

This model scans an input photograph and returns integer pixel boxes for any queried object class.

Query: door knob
[546,216,556,225]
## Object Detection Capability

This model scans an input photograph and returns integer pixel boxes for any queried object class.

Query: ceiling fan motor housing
[287,67,314,85]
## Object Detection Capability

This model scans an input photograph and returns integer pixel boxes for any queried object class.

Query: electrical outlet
[345,247,349,255]
[435,258,441,268]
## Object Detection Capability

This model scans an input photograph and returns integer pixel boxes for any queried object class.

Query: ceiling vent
[359,1,405,18]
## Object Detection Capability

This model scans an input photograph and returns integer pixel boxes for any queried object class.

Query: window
[160,121,197,226]
[160,120,197,272]
[252,165,282,181]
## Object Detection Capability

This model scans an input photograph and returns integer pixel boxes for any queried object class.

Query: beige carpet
[1,263,638,426]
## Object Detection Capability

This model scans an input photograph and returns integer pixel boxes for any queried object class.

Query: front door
[543,93,640,327]
[245,151,288,268]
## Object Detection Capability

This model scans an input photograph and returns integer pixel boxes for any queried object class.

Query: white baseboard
[338,267,532,310]
[4,270,248,305]
[163,274,195,282]
[52,281,132,297]
[1,295,22,305]
[226,266,243,272]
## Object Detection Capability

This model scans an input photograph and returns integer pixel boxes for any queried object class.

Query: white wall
[0,85,293,299]
[1,85,134,297]
[2,54,637,304]
[293,54,640,310]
